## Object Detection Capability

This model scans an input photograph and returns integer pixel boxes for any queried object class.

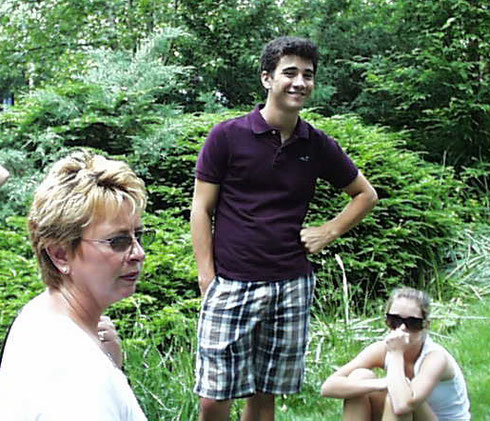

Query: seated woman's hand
[98,316,123,369]
[384,329,410,353]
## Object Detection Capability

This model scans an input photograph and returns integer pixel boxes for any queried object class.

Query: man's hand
[198,275,215,296]
[300,222,339,254]
[98,315,123,369]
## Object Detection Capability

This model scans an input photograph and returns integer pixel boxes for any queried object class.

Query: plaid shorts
[194,273,315,400]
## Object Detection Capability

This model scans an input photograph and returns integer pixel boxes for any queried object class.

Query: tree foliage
[353,0,490,165]
[2,0,488,166]
[284,0,394,115]
[1,1,488,338]
[280,0,490,165]
[0,30,188,219]
[0,0,286,109]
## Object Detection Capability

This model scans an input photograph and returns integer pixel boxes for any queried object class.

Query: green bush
[0,104,480,341]
[0,217,44,343]
[140,111,245,213]
[156,110,473,311]
[302,112,471,310]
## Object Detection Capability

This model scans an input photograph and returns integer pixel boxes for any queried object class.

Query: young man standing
[191,37,378,421]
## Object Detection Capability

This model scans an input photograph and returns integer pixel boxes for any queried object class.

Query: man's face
[261,55,315,112]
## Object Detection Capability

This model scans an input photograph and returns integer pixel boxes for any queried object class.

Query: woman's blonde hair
[385,287,431,320]
[28,149,147,288]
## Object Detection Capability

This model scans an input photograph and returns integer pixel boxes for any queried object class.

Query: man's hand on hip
[300,222,339,254]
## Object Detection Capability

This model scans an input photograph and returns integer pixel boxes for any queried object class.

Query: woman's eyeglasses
[82,229,156,253]
[385,313,424,332]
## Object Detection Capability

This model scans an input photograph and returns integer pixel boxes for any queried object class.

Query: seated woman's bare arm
[386,346,447,415]
[321,341,387,399]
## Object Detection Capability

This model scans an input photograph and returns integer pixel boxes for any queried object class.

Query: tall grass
[124,298,489,420]
[442,223,490,298]
[123,224,490,420]
[441,299,490,421]
[123,324,199,420]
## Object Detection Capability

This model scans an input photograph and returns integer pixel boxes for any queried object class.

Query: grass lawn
[125,297,490,420]
[442,298,490,421]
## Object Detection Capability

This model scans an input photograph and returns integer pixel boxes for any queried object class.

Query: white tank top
[414,336,470,420]
[385,335,471,420]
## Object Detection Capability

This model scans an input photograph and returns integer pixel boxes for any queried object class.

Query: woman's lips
[119,271,140,282]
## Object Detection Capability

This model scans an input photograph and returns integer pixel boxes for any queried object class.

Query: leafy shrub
[353,0,490,166]
[0,217,43,343]
[0,106,480,343]
[0,32,189,221]
[302,112,471,310]
[140,111,244,214]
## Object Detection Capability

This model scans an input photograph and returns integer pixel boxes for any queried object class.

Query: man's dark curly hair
[260,36,319,75]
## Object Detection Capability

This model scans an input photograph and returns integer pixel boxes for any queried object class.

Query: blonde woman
[0,150,152,420]
[321,287,471,420]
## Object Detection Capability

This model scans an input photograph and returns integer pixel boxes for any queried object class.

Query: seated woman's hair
[28,149,147,289]
[385,287,431,320]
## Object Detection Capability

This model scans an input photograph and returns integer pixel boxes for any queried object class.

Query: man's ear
[45,244,70,275]
[261,70,272,90]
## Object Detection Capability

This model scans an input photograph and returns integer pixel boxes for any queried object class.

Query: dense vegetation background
[0,0,489,419]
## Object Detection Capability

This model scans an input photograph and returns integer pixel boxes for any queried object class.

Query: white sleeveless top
[386,335,471,420]
[0,294,147,421]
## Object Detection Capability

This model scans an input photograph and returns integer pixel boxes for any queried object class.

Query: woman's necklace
[56,289,119,369]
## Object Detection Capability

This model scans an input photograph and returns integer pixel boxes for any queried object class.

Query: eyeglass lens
[110,230,155,252]
[386,313,424,331]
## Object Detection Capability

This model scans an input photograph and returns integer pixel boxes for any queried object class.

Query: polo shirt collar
[250,104,309,140]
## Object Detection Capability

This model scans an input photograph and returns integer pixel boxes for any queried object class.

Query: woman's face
[67,202,145,311]
[387,297,426,343]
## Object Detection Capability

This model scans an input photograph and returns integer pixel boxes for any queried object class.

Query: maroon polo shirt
[196,105,358,281]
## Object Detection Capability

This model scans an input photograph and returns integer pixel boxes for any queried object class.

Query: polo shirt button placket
[272,146,284,168]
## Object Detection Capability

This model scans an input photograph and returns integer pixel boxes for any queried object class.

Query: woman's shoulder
[420,336,451,361]
[418,336,460,380]
[4,297,109,373]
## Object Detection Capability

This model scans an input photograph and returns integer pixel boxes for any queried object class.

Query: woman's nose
[399,323,408,331]
[128,237,145,261]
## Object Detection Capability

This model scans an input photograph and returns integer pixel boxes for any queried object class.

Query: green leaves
[302,111,472,307]
[0,98,482,348]
[355,0,490,165]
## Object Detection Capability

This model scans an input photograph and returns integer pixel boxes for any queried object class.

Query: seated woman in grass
[321,287,471,420]
[0,150,152,420]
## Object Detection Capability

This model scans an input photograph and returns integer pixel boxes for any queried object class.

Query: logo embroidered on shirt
[298,155,311,162]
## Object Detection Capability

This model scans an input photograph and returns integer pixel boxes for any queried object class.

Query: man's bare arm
[190,179,220,294]
[300,172,378,253]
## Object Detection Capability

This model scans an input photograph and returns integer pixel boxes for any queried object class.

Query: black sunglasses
[385,313,425,332]
[82,229,156,253]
